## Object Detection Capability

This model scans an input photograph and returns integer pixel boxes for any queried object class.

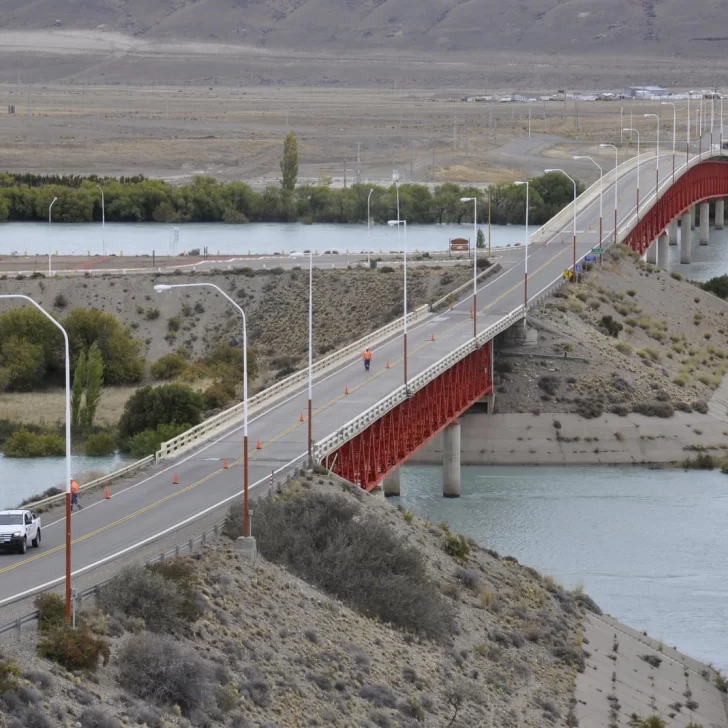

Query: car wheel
[32,529,40,548]
[18,537,26,555]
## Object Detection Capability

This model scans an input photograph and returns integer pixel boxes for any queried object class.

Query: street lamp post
[623,128,640,216]
[0,295,72,619]
[387,220,408,388]
[393,170,400,240]
[721,95,725,151]
[644,113,660,198]
[574,155,603,245]
[544,168,577,278]
[514,181,529,309]
[154,283,252,540]
[308,251,313,462]
[600,144,620,245]
[661,101,676,182]
[48,196,58,275]
[460,196,478,337]
[620,107,623,143]
[367,188,374,266]
[96,185,105,256]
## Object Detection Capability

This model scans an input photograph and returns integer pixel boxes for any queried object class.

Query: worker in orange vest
[70,479,82,511]
[363,348,373,371]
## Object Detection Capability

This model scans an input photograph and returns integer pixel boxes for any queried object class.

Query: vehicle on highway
[0,509,41,554]
[288,251,305,258]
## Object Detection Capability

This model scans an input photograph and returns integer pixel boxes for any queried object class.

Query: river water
[0,453,133,508]
[1,221,535,258]
[395,464,728,669]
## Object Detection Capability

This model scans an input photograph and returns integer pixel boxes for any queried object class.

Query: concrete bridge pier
[657,233,669,270]
[680,212,692,263]
[442,421,461,498]
[646,240,657,264]
[382,468,401,497]
[700,202,711,244]
[668,219,679,245]
[716,199,725,230]
[691,205,696,230]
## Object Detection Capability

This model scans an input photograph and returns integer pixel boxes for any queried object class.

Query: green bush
[203,380,237,409]
[84,432,116,456]
[682,452,715,470]
[127,422,191,458]
[204,342,258,381]
[600,315,623,338]
[229,490,455,641]
[118,383,204,446]
[150,353,187,380]
[37,627,110,671]
[702,274,728,300]
[35,593,66,632]
[442,531,472,561]
[3,428,64,457]
[145,308,160,320]
[167,316,181,333]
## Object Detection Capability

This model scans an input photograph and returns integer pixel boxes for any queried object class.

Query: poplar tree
[280,131,299,191]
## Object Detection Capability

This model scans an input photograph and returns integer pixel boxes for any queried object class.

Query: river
[395,464,728,670]
[1,221,535,258]
[0,453,134,508]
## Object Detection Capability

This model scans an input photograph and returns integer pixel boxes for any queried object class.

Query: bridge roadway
[0,145,692,608]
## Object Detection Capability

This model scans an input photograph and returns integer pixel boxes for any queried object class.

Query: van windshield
[0,514,23,526]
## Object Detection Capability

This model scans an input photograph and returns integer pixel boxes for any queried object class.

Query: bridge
[1,136,727,611]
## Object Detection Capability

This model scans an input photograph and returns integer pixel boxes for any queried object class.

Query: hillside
[0,0,725,60]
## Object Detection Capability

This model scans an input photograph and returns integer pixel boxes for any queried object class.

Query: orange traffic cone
[173,473,179,485]
[223,458,229,470]
[256,439,262,450]
[300,411,305,422]
[385,360,391,369]
[430,333,436,341]
[449,302,454,310]
[344,385,349,395]
[104,487,111,500]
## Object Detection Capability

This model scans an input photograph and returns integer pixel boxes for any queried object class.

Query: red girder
[625,160,728,255]
[322,342,492,490]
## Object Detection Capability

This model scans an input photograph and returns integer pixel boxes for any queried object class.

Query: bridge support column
[669,219,679,245]
[646,240,657,264]
[657,233,669,270]
[691,205,696,230]
[442,421,461,498]
[680,212,692,263]
[383,468,401,497]
[716,199,725,230]
[700,202,710,244]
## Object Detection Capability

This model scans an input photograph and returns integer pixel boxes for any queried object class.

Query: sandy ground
[0,81,692,187]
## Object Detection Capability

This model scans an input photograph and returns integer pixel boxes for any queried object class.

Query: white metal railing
[313,306,525,460]
[155,265,501,460]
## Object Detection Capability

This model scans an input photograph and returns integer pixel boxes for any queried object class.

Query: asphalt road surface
[0,143,707,610]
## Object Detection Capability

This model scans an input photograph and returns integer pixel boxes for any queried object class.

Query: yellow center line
[1,246,570,577]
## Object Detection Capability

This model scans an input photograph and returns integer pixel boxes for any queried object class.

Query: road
[0,143,702,610]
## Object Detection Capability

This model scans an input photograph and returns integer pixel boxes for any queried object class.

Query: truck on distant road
[0,510,41,554]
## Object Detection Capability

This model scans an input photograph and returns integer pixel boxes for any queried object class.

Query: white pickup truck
[0,510,41,554]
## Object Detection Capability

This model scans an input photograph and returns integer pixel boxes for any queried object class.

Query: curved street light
[387,219,408,388]
[623,128,640,216]
[600,143,619,245]
[48,196,58,276]
[513,181,530,310]
[574,155,604,246]
[460,196,478,337]
[661,101,676,182]
[544,168,578,278]
[154,283,252,543]
[0,294,72,620]
[644,113,660,198]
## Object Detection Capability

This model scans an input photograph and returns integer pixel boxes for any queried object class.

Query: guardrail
[20,456,155,511]
[156,266,498,460]
[313,305,526,461]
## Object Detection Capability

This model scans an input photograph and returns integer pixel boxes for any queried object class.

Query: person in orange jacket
[363,348,373,371]
[70,479,82,511]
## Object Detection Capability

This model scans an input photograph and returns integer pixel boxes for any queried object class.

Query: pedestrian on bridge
[70,479,82,511]
[363,348,373,371]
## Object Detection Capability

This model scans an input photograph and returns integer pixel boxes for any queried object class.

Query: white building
[624,86,668,98]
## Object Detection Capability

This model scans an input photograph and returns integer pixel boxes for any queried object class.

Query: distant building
[624,85,668,98]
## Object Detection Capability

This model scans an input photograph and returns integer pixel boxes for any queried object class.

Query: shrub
[97,563,200,633]
[37,627,110,670]
[203,380,237,409]
[78,707,122,728]
[84,432,116,457]
[118,383,203,445]
[3,429,64,457]
[682,453,715,470]
[443,531,472,561]
[538,375,560,396]
[229,490,455,641]
[145,308,160,320]
[632,401,674,418]
[117,632,212,715]
[692,400,709,414]
[35,593,66,632]
[167,316,181,334]
[53,293,68,309]
[126,422,190,458]
[715,673,728,692]
[576,399,603,419]
[150,353,187,380]
[600,315,623,338]
[671,271,683,281]
[615,341,632,355]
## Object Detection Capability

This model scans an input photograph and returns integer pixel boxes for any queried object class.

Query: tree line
[0,172,583,226]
